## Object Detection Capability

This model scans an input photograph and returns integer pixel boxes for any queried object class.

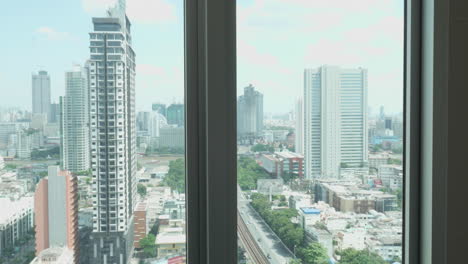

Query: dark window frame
[184,0,468,263]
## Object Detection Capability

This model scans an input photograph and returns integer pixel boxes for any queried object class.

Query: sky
[0,0,404,114]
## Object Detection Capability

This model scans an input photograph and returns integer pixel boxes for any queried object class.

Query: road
[238,186,295,264]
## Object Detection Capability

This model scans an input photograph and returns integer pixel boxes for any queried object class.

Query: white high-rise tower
[61,65,90,173]
[304,66,368,179]
[88,0,137,262]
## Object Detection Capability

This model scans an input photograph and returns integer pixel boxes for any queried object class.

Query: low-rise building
[0,196,34,257]
[134,202,148,248]
[378,165,403,189]
[298,207,321,228]
[368,153,389,170]
[315,180,397,214]
[155,227,186,259]
[259,150,304,179]
[30,247,74,264]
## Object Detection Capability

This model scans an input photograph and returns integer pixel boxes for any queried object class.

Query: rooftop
[300,207,321,215]
[0,196,33,225]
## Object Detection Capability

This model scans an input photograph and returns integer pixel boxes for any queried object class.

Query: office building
[304,66,368,178]
[159,126,184,148]
[167,104,184,127]
[237,84,263,137]
[35,166,78,261]
[61,65,90,173]
[32,71,51,122]
[88,0,137,262]
[295,98,304,154]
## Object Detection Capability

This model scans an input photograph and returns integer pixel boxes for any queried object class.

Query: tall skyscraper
[61,65,90,173]
[88,0,137,262]
[304,66,368,179]
[237,84,264,137]
[295,98,304,155]
[166,103,184,127]
[32,71,51,122]
[35,166,78,262]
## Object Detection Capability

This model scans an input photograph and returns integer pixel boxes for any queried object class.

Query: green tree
[139,234,157,258]
[4,163,17,170]
[297,243,329,264]
[251,144,275,153]
[289,259,303,264]
[162,158,185,193]
[337,248,386,264]
[250,193,305,251]
[137,184,147,197]
[237,156,270,190]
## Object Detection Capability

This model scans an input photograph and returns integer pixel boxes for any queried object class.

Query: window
[236,1,404,263]
[2,0,464,263]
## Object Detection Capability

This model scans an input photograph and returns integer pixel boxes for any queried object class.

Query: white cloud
[237,0,404,113]
[81,0,177,24]
[35,27,71,40]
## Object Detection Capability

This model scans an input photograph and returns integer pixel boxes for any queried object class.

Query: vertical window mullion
[185,0,237,263]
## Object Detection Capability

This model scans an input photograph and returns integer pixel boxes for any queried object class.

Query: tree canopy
[251,144,275,153]
[139,234,157,258]
[237,156,269,190]
[297,243,329,264]
[137,183,147,197]
[337,248,386,264]
[162,158,185,193]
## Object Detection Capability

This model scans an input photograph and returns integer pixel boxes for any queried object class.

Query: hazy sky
[0,0,403,114]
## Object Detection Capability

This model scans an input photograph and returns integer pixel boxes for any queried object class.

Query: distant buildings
[159,126,184,148]
[31,247,74,264]
[237,84,264,138]
[304,66,368,179]
[32,71,51,122]
[378,164,403,190]
[259,151,304,179]
[152,103,167,117]
[0,122,29,150]
[87,1,137,263]
[60,65,90,173]
[314,179,397,213]
[166,104,184,127]
[34,166,78,261]
[16,128,43,159]
[0,196,34,257]
[295,98,304,155]
[49,103,61,124]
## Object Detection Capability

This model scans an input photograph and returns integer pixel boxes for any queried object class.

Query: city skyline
[1,0,403,114]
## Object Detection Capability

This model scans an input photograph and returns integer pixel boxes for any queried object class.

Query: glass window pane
[237,1,404,263]
[0,0,185,263]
